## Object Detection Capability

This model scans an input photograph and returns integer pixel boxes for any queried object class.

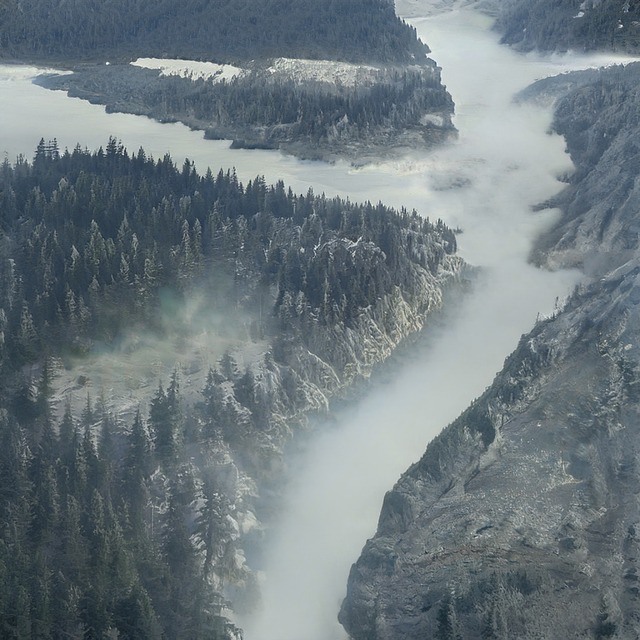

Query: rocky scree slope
[341,261,640,640]
[340,62,640,640]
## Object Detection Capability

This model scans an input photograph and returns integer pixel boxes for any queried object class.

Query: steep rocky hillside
[341,261,640,639]
[529,62,640,274]
[493,0,640,53]
[340,60,640,640]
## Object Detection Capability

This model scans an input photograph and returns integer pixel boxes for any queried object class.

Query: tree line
[0,359,246,639]
[496,0,640,53]
[0,138,456,370]
[0,0,428,64]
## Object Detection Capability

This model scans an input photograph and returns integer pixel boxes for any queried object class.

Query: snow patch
[9,66,72,81]
[238,510,260,536]
[420,113,446,127]
[131,55,398,90]
[574,0,589,17]
[395,0,479,19]
[131,58,244,83]
[266,57,380,87]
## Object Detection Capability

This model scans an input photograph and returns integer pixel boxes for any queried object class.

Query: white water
[0,8,631,640]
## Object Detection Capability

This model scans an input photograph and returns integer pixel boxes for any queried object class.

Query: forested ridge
[494,0,640,53]
[40,62,454,160]
[1,138,457,362]
[4,0,453,163]
[0,0,427,64]
[0,140,460,638]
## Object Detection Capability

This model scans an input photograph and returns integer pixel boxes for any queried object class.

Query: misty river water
[0,6,633,640]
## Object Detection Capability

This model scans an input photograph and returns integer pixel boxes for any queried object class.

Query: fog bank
[240,8,627,640]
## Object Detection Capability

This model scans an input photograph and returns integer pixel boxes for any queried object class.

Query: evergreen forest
[496,0,640,53]
[0,139,458,638]
[0,0,427,64]
[41,63,453,159]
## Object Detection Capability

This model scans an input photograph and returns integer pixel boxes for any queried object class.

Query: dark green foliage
[0,139,456,372]
[594,616,617,638]
[0,394,236,638]
[435,594,462,640]
[0,0,428,65]
[112,582,162,640]
[41,63,453,155]
[432,571,542,640]
[0,141,458,637]
[149,379,181,469]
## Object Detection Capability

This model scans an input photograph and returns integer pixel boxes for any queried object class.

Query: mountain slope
[0,0,426,64]
[493,0,640,53]
[340,59,640,640]
[341,264,640,639]
[528,62,640,273]
[0,141,465,637]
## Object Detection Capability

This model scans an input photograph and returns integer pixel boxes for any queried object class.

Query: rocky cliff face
[230,237,465,480]
[341,264,640,639]
[528,63,640,275]
[340,60,640,640]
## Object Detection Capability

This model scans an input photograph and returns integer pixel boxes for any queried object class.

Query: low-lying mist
[50,279,269,425]
[239,7,630,640]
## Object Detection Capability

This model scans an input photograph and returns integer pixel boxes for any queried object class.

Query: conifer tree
[122,410,154,534]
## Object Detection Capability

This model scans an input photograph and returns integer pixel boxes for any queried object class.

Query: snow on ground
[395,0,454,18]
[3,65,71,80]
[265,58,381,86]
[131,58,244,82]
[47,305,270,428]
[130,56,386,88]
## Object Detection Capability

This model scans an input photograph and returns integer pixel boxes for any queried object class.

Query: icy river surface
[0,6,630,640]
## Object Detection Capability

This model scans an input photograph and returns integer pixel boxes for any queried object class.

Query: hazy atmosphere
[240,8,617,640]
[2,1,638,638]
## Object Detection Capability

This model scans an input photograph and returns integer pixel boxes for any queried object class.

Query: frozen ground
[131,56,387,88]
[131,58,244,82]
[265,58,381,86]
[46,296,269,427]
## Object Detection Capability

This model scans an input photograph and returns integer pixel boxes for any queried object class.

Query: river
[0,5,628,640]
